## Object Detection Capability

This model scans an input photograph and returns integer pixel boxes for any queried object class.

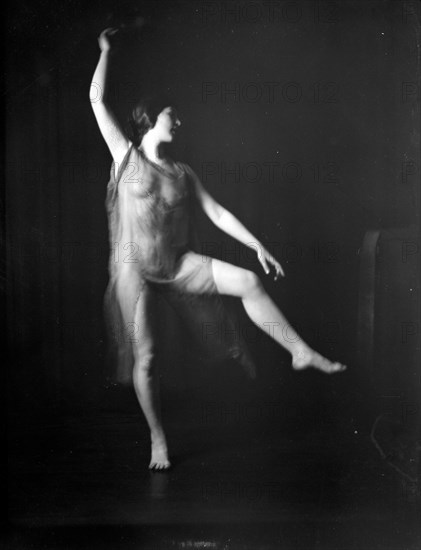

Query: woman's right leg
[116,273,171,470]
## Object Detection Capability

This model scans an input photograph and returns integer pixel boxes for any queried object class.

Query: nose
[175,117,181,127]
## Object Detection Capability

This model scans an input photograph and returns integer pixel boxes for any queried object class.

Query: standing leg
[210,258,346,373]
[116,273,171,470]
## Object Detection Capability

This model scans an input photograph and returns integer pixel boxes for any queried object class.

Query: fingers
[265,257,285,280]
[273,267,283,281]
[101,27,119,35]
[99,27,114,39]
[259,250,285,279]
[98,27,119,42]
[262,261,270,275]
[263,262,283,280]
[97,27,121,51]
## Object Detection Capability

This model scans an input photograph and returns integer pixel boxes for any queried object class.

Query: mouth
[171,122,181,134]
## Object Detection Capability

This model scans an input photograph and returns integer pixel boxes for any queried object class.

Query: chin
[159,133,172,143]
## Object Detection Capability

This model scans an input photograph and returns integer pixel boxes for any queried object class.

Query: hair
[126,93,177,147]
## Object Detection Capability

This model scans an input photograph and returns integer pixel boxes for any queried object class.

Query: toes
[292,354,347,374]
[318,360,343,373]
[330,362,347,373]
[149,461,172,472]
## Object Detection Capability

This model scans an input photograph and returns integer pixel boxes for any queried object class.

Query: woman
[90,28,346,471]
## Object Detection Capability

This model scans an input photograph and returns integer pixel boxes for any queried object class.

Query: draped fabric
[103,144,257,384]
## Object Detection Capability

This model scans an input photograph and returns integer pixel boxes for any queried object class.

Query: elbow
[212,205,228,225]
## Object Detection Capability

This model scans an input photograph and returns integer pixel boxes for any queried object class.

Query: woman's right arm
[90,28,131,166]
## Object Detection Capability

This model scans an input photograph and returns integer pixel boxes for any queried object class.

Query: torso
[115,145,190,272]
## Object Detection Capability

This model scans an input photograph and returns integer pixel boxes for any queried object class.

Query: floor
[6,363,420,549]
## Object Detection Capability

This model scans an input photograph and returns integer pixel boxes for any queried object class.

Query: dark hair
[126,94,177,147]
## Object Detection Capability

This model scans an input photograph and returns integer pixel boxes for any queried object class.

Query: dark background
[5,0,419,425]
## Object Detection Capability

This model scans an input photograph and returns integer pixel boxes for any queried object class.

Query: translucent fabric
[103,144,257,384]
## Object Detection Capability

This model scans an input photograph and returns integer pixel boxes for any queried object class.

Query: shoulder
[112,143,146,174]
[110,143,146,183]
[178,163,201,191]
[178,162,199,180]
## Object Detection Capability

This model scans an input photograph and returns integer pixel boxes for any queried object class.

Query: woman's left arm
[188,166,285,280]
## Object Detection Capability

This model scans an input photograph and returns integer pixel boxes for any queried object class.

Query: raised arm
[186,165,285,280]
[90,28,131,166]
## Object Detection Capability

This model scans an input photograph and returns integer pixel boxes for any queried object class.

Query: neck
[139,134,165,161]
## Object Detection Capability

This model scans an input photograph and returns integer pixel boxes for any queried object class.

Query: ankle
[151,431,167,445]
[292,344,313,359]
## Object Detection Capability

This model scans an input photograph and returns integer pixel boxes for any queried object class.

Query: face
[152,106,181,143]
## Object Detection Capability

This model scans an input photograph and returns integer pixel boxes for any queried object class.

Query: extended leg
[211,258,346,373]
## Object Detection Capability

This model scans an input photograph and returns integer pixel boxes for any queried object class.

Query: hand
[256,245,285,281]
[98,28,119,52]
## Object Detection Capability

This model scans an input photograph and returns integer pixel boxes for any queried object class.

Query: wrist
[99,48,114,58]
[256,242,267,258]
[246,241,264,256]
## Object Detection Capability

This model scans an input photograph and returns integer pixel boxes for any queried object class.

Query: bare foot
[149,438,171,471]
[292,347,347,374]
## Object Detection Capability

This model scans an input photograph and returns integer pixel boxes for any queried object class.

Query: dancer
[90,28,346,471]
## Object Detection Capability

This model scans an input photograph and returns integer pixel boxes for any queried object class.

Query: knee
[133,344,156,377]
[241,270,263,295]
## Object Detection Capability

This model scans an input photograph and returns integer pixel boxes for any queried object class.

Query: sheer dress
[103,144,257,384]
